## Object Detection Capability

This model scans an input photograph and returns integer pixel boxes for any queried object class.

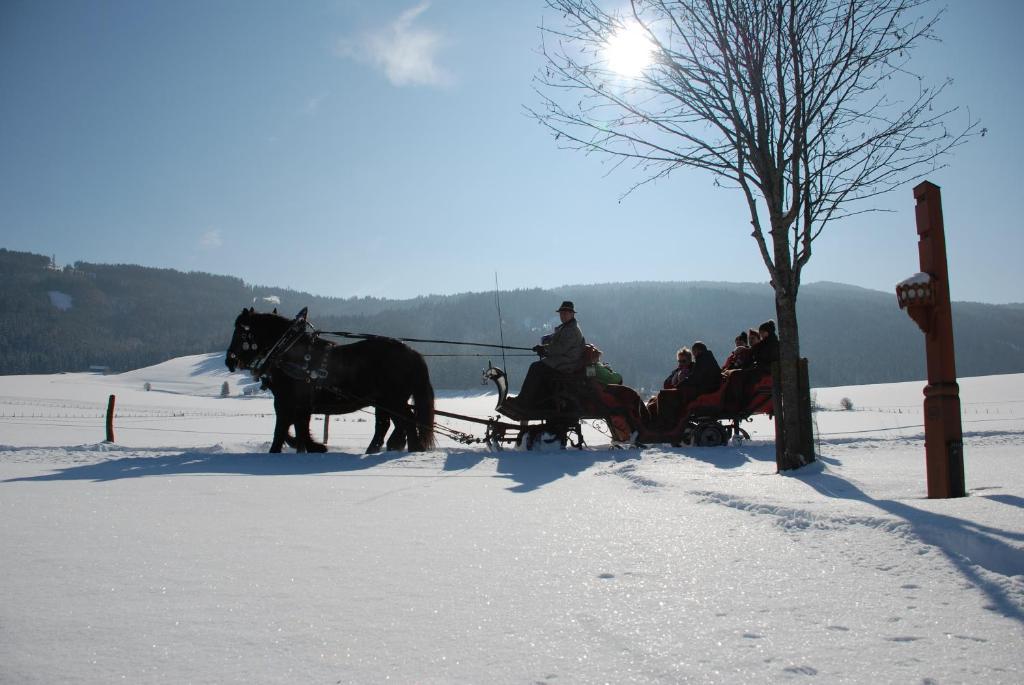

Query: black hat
[556,300,576,313]
[759,319,776,334]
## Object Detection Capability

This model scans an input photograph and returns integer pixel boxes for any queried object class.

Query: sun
[603,22,654,77]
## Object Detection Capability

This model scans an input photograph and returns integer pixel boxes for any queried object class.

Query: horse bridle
[232,318,314,379]
[227,324,259,370]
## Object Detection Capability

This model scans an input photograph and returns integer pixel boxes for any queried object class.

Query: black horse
[225,308,435,454]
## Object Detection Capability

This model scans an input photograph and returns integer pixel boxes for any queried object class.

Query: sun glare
[603,23,654,77]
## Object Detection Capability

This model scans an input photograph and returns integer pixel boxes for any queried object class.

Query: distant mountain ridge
[2,247,1022,390]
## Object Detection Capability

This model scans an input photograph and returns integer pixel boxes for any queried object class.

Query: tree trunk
[774,292,814,470]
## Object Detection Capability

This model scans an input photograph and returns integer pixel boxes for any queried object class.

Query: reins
[319,330,535,353]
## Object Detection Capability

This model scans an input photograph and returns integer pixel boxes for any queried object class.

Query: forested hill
[2,248,1022,390]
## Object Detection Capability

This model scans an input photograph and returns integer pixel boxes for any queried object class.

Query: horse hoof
[310,442,328,453]
[366,444,382,455]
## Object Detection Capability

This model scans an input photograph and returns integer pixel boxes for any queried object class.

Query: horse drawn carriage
[226,307,775,453]
[470,362,774,449]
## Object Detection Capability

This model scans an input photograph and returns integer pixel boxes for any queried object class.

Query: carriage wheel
[670,424,692,448]
[695,422,727,447]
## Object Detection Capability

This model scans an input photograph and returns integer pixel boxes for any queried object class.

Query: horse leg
[294,415,310,453]
[271,388,299,453]
[385,421,407,451]
[270,412,290,453]
[398,405,422,452]
[366,409,390,454]
[293,412,327,453]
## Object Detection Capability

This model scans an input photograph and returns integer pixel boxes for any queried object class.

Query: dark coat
[663,362,692,389]
[680,348,721,394]
[750,332,780,369]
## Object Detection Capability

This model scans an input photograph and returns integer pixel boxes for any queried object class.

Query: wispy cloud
[305,92,329,115]
[337,2,454,88]
[199,229,223,249]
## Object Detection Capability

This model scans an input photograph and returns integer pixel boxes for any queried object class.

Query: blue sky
[1,1,1022,304]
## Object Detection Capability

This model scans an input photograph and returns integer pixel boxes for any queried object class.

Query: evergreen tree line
[2,248,1022,390]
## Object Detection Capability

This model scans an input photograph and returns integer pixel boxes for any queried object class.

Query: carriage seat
[687,369,774,419]
[498,367,596,420]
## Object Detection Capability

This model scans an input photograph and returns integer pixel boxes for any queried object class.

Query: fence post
[772,362,783,465]
[798,358,815,463]
[105,394,116,443]
[323,414,330,445]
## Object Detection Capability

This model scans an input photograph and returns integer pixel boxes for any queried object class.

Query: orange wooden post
[896,181,965,498]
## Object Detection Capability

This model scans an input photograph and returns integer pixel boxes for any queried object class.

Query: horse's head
[226,307,257,372]
[226,307,298,373]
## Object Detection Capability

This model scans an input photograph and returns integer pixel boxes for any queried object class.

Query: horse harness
[275,334,332,387]
[237,312,333,389]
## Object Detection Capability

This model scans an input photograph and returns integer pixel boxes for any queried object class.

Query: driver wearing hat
[504,300,585,413]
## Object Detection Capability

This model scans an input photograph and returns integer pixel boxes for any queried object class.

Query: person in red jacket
[724,320,779,411]
[720,332,751,372]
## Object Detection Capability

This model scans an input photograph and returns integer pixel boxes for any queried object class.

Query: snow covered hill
[1,357,1022,683]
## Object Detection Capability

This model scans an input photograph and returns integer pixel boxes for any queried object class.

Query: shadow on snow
[2,439,778,491]
[786,462,1024,626]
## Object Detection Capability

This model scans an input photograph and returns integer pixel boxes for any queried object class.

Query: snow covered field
[1,354,1022,684]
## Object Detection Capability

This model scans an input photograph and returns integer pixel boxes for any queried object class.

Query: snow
[897,272,932,287]
[47,290,73,311]
[1,354,1022,683]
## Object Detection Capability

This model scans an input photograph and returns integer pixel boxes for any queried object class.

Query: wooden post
[104,394,116,443]
[322,414,330,445]
[896,181,966,498]
[798,358,815,462]
[772,362,784,467]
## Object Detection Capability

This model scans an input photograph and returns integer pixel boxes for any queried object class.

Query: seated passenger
[724,327,761,378]
[663,347,693,389]
[582,344,623,385]
[504,300,585,413]
[724,320,780,411]
[680,341,721,396]
[720,332,751,372]
[647,347,689,415]
[749,320,779,370]
[649,341,721,428]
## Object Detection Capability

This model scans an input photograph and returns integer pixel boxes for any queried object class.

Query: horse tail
[412,354,435,450]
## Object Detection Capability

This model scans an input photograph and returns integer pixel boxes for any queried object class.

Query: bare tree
[531,0,977,469]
